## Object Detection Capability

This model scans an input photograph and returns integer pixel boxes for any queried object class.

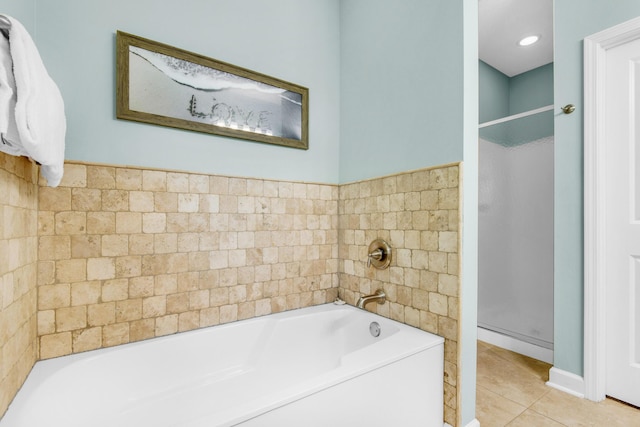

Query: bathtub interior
[1,304,442,427]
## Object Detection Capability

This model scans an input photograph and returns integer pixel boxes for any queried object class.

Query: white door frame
[584,15,640,402]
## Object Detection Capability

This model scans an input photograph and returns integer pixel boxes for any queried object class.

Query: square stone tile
[476,348,551,407]
[476,385,526,426]
[530,388,640,427]
[507,409,565,426]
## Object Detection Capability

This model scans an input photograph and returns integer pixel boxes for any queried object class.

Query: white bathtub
[1,303,444,427]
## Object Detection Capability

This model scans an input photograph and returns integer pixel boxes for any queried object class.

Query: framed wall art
[116,31,309,149]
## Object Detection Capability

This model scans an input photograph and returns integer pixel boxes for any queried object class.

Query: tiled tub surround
[0,160,463,425]
[338,164,461,426]
[36,163,339,359]
[0,153,39,418]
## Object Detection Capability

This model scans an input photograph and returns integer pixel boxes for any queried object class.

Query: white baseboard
[477,327,553,363]
[546,367,585,398]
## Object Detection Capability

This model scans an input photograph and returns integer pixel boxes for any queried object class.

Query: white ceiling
[479,0,553,77]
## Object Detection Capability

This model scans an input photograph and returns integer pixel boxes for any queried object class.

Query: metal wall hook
[561,104,576,114]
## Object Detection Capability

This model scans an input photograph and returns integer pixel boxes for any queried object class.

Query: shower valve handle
[367,248,384,267]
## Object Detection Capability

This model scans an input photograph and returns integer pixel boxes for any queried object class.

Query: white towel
[0,28,21,156]
[0,15,66,187]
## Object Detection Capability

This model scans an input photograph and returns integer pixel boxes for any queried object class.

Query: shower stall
[478,106,554,362]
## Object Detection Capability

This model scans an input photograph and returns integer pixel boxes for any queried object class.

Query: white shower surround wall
[0,303,444,427]
[478,137,554,349]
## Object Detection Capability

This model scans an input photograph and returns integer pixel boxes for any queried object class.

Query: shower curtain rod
[479,104,554,129]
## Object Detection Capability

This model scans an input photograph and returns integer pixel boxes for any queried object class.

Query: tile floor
[476,341,640,426]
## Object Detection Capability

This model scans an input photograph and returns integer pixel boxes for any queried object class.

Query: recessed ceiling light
[518,35,540,46]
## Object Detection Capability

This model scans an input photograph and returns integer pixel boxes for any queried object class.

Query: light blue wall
[479,60,509,123]
[3,0,35,33]
[479,63,554,147]
[509,63,554,115]
[554,0,640,377]
[480,109,553,148]
[479,61,553,123]
[35,0,341,183]
[339,0,464,183]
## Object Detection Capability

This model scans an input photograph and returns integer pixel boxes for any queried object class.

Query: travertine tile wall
[337,164,461,426]
[2,159,462,425]
[0,153,39,418]
[36,162,339,359]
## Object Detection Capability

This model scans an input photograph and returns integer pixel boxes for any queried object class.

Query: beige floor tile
[478,340,494,354]
[600,397,640,422]
[531,388,640,427]
[477,349,551,407]
[477,341,640,426]
[485,346,551,382]
[507,409,566,426]
[476,385,526,427]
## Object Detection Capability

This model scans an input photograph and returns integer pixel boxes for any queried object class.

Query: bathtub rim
[1,303,444,427]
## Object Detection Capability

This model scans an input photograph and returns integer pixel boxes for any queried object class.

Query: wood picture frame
[116,31,309,150]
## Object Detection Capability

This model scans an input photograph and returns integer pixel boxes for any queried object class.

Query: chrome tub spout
[356,289,386,309]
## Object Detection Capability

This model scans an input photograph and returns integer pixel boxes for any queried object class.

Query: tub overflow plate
[369,321,381,338]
